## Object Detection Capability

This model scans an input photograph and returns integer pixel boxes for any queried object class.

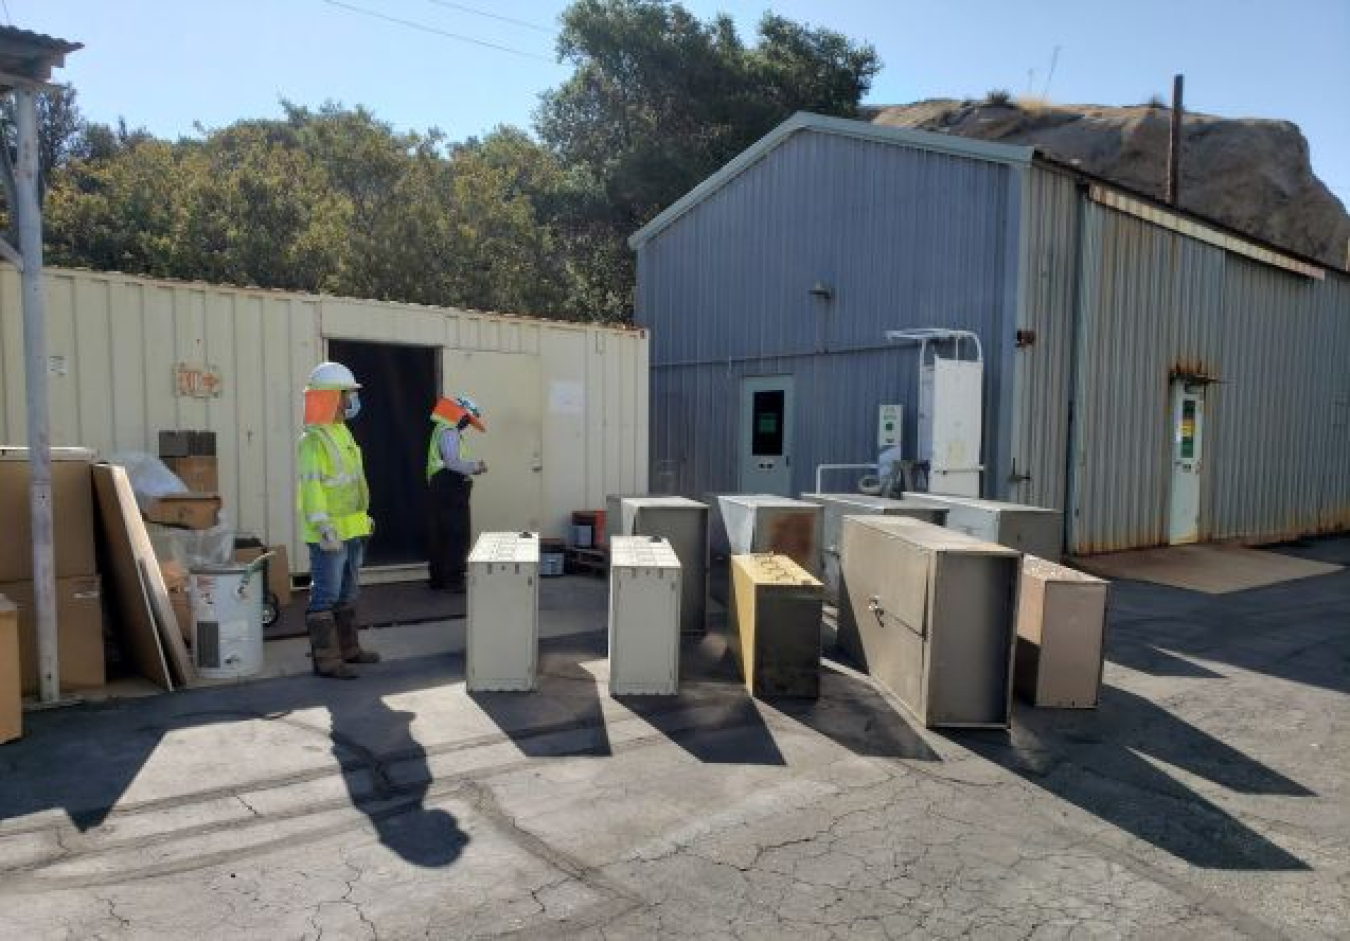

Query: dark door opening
[327,339,438,566]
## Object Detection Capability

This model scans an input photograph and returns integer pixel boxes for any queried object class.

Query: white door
[739,376,794,495]
[1167,381,1205,545]
[442,350,544,536]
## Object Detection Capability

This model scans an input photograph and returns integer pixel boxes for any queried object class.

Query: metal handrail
[814,463,876,494]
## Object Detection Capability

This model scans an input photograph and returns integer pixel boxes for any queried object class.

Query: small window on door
[751,390,785,456]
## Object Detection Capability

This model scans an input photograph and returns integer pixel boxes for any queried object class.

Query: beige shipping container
[0,266,649,578]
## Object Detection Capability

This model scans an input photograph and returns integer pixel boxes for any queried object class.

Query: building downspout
[1062,182,1091,557]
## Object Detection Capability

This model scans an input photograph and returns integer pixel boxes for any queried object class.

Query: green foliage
[985,88,1013,107]
[29,0,881,321]
[537,0,880,314]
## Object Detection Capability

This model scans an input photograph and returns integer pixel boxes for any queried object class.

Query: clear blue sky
[12,0,1350,200]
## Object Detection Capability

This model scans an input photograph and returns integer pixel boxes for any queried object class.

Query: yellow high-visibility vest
[296,422,371,543]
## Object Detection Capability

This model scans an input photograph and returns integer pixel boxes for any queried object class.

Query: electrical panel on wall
[877,403,902,450]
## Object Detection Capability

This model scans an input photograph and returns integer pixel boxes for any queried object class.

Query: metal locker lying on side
[839,516,1020,728]
[717,495,823,577]
[902,492,1063,560]
[617,496,708,634]
[729,554,823,699]
[466,532,539,693]
[1015,556,1109,708]
[800,493,948,603]
[608,536,682,696]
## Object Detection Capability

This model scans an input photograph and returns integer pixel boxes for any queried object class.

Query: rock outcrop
[866,99,1350,270]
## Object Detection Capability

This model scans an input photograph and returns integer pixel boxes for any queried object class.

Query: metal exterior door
[442,350,544,537]
[1167,381,1205,545]
[739,375,794,495]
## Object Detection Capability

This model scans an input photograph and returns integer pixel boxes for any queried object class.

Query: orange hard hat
[431,395,485,432]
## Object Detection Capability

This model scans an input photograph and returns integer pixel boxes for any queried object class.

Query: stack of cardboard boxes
[148,431,222,529]
[0,448,106,707]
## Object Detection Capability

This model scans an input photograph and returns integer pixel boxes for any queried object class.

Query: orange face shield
[303,388,342,425]
[431,396,485,432]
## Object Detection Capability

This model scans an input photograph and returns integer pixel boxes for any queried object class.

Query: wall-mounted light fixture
[809,281,833,300]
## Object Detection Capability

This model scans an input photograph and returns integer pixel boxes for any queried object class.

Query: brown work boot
[306,611,357,679]
[334,603,380,664]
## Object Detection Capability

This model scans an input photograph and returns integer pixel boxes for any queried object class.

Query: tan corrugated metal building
[0,265,649,576]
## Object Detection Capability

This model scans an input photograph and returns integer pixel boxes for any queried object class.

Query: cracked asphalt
[1,537,1346,940]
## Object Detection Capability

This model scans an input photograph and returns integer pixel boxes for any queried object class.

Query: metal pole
[15,86,59,704]
[1167,74,1184,206]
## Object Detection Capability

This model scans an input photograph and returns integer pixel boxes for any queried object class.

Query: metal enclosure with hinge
[615,496,708,634]
[800,493,949,603]
[838,516,1020,728]
[716,495,823,577]
[1014,556,1109,708]
[608,536,682,696]
[466,532,539,692]
[729,554,823,699]
[903,492,1063,560]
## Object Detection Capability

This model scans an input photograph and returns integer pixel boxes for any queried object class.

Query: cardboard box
[163,456,219,494]
[169,587,193,645]
[0,596,20,743]
[0,447,98,582]
[145,493,222,530]
[158,431,192,458]
[232,544,292,606]
[1,575,106,695]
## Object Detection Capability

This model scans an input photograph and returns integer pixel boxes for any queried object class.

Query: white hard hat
[307,361,361,391]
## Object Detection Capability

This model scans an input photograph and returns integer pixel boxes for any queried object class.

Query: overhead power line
[425,0,553,35]
[321,0,553,61]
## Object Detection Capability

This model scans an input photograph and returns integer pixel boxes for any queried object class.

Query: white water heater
[918,356,983,497]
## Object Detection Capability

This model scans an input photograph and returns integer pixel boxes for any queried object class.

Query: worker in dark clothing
[426,395,486,592]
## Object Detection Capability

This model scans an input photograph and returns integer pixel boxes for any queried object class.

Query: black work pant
[428,470,472,588]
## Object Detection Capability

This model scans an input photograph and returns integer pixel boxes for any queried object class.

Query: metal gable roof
[627,111,1035,249]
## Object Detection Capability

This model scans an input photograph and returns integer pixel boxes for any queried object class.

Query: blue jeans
[307,537,365,614]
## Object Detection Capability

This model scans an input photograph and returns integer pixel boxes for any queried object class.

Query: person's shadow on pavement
[328,690,468,868]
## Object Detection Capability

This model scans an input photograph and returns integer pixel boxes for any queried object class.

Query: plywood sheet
[92,464,194,689]
[1073,544,1341,594]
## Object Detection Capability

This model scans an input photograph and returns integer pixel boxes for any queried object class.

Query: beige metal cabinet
[801,493,948,603]
[466,532,539,692]
[729,554,823,699]
[608,536,682,696]
[839,516,1020,728]
[1015,557,1108,708]
[617,496,708,634]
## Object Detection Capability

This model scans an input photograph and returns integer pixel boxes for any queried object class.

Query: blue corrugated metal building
[630,113,1350,555]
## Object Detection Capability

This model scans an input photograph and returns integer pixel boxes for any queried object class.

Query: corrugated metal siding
[0,266,648,571]
[639,128,1018,498]
[1061,199,1350,553]
[1010,168,1079,512]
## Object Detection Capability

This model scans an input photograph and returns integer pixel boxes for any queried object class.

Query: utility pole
[14,86,59,703]
[1167,74,1184,206]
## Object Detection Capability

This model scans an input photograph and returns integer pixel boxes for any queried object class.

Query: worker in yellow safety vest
[297,361,381,678]
[426,395,487,591]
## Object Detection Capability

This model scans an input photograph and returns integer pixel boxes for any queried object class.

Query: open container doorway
[326,340,439,567]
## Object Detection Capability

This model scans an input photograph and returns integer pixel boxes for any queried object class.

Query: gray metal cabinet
[839,516,1020,728]
[716,495,823,577]
[801,493,948,603]
[903,493,1063,560]
[615,496,708,634]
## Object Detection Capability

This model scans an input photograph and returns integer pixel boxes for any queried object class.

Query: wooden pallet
[565,546,609,576]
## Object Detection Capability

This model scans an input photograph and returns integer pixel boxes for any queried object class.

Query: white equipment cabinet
[608,536,682,696]
[919,356,983,497]
[466,532,540,692]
